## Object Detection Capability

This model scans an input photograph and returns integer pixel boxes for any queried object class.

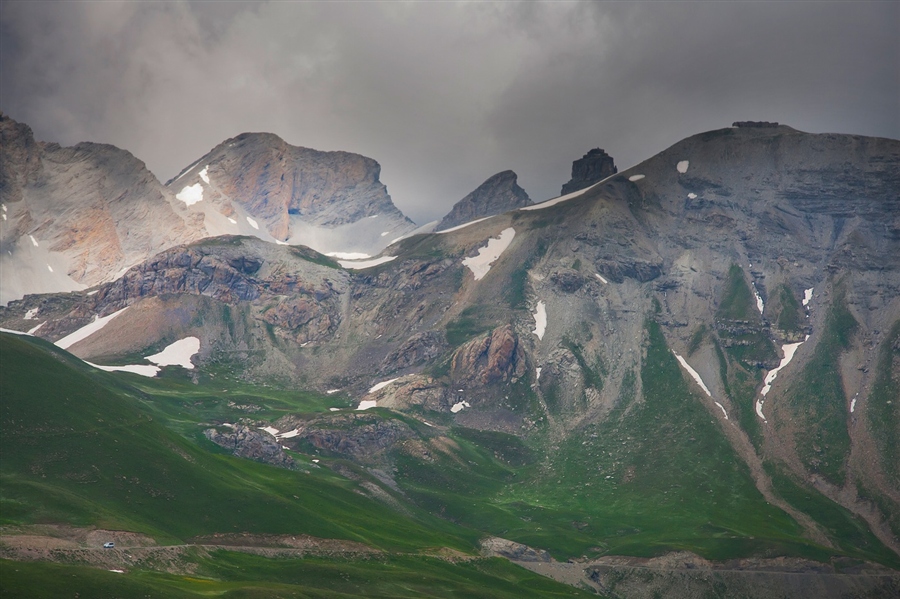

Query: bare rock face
[379,331,445,373]
[0,114,202,304]
[480,537,551,562]
[435,170,531,231]
[204,425,294,468]
[560,148,617,195]
[450,325,526,386]
[166,132,416,252]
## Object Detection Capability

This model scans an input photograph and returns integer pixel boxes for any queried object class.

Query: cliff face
[0,114,202,304]
[560,148,617,195]
[435,170,532,231]
[165,132,416,255]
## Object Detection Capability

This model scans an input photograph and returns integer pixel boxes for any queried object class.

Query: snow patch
[278,429,300,439]
[628,174,645,182]
[327,252,371,260]
[423,421,434,427]
[532,301,547,340]
[29,235,39,247]
[357,400,378,410]
[245,216,259,230]
[329,407,340,411]
[752,283,764,314]
[677,160,690,174]
[594,273,608,284]
[437,216,492,233]
[760,337,808,397]
[462,227,515,280]
[24,308,38,320]
[536,367,542,381]
[850,395,857,413]
[687,193,698,199]
[369,378,399,393]
[803,288,814,307]
[0,327,31,336]
[715,401,729,419]
[258,426,279,437]
[451,400,471,413]
[1,203,6,212]
[227,217,237,224]
[145,337,200,369]
[199,166,210,184]
[47,264,54,273]
[339,256,397,269]
[2,213,6,221]
[176,183,204,206]
[381,231,389,237]
[27,321,45,334]
[756,399,767,422]
[673,352,713,397]
[109,569,125,574]
[326,389,341,395]
[55,307,129,349]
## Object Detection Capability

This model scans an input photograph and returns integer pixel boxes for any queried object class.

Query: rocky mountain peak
[560,147,617,195]
[435,170,531,231]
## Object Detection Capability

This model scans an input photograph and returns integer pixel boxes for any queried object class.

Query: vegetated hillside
[0,332,600,598]
[2,124,899,594]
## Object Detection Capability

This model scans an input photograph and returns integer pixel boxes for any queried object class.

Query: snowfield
[673,352,713,397]
[327,252,371,260]
[145,337,201,369]
[803,288,814,306]
[339,256,397,269]
[451,400,471,413]
[176,183,203,206]
[55,307,130,350]
[462,228,515,280]
[357,400,378,410]
[532,301,547,340]
[369,378,399,393]
[199,166,210,184]
[752,283,764,314]
[760,337,808,397]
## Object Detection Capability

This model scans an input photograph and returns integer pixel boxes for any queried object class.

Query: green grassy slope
[0,333,468,552]
[393,321,873,563]
[1,555,596,599]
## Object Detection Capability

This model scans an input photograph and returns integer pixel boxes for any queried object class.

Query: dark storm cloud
[2,1,897,224]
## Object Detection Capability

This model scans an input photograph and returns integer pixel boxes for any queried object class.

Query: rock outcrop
[560,148,617,195]
[450,325,527,386]
[435,171,531,231]
[166,132,416,254]
[204,425,295,468]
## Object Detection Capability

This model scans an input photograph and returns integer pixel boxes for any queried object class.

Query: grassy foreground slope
[0,333,467,551]
[0,332,599,597]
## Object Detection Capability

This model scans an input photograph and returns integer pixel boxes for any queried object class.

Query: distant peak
[560,147,617,196]
[435,170,531,231]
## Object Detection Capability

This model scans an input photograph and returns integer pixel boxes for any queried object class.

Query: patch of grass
[562,338,604,392]
[765,465,899,568]
[786,289,856,485]
[775,285,803,333]
[687,324,707,356]
[445,306,495,347]
[1,554,597,599]
[866,320,900,487]
[717,265,757,322]
[288,245,340,268]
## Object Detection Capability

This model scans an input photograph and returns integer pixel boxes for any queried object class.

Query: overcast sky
[2,1,898,224]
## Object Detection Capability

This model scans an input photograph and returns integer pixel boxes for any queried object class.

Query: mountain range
[1,114,898,598]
